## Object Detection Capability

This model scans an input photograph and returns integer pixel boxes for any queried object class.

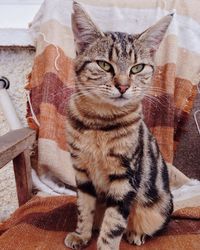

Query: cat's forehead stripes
[106,32,137,64]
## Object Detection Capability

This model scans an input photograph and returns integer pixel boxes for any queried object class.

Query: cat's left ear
[137,14,173,55]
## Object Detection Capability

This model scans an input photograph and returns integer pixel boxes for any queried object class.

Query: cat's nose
[115,84,130,94]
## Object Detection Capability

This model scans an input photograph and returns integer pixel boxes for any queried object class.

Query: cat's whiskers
[136,86,169,103]
[140,86,168,94]
[72,88,109,100]
[143,96,163,111]
[144,92,169,103]
[143,94,168,109]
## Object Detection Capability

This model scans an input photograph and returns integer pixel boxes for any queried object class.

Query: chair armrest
[0,128,36,206]
[0,128,36,169]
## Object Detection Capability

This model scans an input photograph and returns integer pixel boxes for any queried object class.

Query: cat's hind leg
[126,202,170,246]
[126,231,146,246]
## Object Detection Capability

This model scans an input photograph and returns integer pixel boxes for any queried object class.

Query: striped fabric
[27,0,199,188]
[0,196,199,249]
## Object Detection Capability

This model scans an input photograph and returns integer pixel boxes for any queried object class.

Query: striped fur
[65,2,173,250]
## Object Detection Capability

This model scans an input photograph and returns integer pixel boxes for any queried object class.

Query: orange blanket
[0,196,199,250]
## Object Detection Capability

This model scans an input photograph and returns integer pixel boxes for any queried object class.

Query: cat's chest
[80,131,109,154]
[76,131,113,191]
[79,131,110,170]
[72,129,135,192]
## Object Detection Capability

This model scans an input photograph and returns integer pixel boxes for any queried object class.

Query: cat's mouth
[109,95,131,106]
[112,95,128,101]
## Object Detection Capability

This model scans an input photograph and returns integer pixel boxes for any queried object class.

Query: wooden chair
[0,128,36,206]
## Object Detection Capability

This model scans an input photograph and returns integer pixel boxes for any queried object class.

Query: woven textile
[27,0,199,187]
[0,196,199,250]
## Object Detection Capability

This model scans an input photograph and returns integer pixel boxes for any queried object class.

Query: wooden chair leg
[13,149,32,206]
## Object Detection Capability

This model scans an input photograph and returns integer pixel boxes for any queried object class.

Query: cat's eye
[130,64,145,74]
[97,60,112,72]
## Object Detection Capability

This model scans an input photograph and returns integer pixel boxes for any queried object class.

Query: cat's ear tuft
[71,1,104,54]
[137,14,173,56]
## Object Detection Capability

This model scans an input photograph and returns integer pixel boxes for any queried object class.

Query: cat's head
[71,1,173,107]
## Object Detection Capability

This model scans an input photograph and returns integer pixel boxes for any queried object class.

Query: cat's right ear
[71,1,104,54]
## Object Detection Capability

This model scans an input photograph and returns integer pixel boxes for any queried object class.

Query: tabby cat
[65,2,173,250]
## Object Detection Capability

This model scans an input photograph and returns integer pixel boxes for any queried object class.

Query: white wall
[0,0,43,28]
[0,0,40,219]
[0,0,43,46]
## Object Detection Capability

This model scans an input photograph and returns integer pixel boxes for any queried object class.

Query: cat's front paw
[64,232,89,249]
[126,231,146,246]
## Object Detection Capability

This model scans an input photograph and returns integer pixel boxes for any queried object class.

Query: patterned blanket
[0,196,199,249]
[1,1,200,248]
[26,1,199,197]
